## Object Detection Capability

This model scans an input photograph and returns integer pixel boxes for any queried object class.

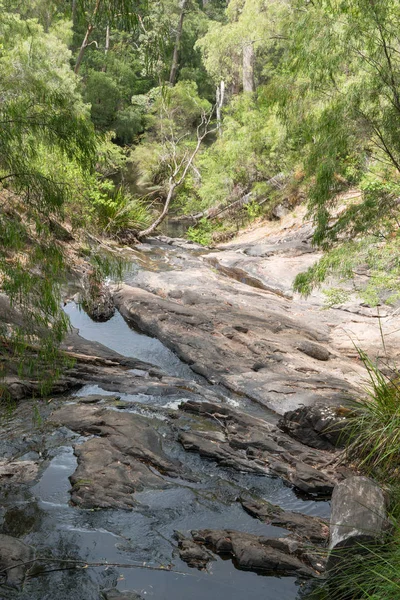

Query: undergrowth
[344,349,400,485]
[186,217,233,246]
[310,347,400,600]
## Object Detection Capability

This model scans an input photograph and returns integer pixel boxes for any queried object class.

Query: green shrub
[308,349,400,600]
[186,217,230,246]
[343,350,400,485]
[311,525,400,600]
[91,185,151,235]
[187,217,215,245]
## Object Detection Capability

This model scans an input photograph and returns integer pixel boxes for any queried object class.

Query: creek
[0,241,331,600]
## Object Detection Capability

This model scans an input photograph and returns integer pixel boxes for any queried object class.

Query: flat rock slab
[113,268,354,414]
[178,401,343,497]
[0,534,35,588]
[51,405,185,509]
[0,460,39,484]
[190,529,325,577]
[239,496,329,544]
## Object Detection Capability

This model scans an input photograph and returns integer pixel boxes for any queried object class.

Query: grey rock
[51,405,185,509]
[81,278,115,322]
[113,267,354,414]
[297,341,330,361]
[0,534,35,588]
[101,590,143,600]
[191,529,324,577]
[239,495,329,543]
[179,400,341,497]
[0,460,39,484]
[328,476,388,570]
[174,532,215,570]
[271,202,290,219]
[279,405,349,450]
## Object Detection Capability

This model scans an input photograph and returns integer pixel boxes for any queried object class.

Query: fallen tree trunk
[165,172,289,225]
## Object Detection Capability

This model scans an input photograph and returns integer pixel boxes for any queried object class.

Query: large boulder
[328,476,388,570]
[278,405,349,450]
[81,272,115,322]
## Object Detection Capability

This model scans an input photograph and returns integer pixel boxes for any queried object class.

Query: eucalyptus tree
[197,0,286,95]
[276,0,400,301]
[73,0,146,73]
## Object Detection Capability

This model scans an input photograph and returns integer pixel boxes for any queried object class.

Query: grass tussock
[309,347,400,600]
[344,349,400,485]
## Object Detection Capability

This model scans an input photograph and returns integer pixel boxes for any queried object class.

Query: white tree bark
[137,108,217,239]
[243,42,255,92]
[216,80,225,135]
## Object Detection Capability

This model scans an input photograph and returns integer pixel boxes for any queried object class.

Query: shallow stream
[0,245,329,600]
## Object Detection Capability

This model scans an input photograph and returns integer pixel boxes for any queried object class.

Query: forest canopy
[1,0,400,384]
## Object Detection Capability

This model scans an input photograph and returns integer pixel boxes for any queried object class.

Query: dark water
[159,216,193,238]
[0,270,328,600]
[64,303,194,380]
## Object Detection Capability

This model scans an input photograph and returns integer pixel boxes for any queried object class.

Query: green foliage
[277,0,400,244]
[309,350,400,600]
[197,0,285,88]
[90,185,151,234]
[244,200,263,220]
[0,11,96,393]
[186,217,229,246]
[131,81,211,197]
[343,350,400,485]
[84,71,121,130]
[294,232,400,306]
[313,532,400,600]
[195,94,286,211]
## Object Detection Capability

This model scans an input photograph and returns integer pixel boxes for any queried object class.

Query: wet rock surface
[278,405,349,451]
[178,401,342,496]
[239,495,329,544]
[0,534,35,588]
[114,280,352,414]
[101,590,144,600]
[51,404,185,509]
[188,529,326,577]
[115,221,400,415]
[174,531,215,570]
[2,215,397,599]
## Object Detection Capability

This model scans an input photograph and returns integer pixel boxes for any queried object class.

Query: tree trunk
[169,0,188,86]
[105,24,110,55]
[138,183,176,239]
[138,111,215,239]
[216,80,225,135]
[74,0,101,74]
[72,0,77,24]
[102,24,110,71]
[243,42,255,92]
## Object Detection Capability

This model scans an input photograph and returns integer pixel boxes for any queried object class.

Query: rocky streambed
[0,216,397,600]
